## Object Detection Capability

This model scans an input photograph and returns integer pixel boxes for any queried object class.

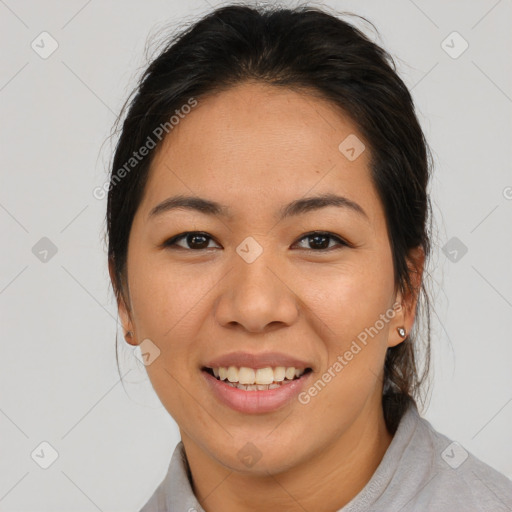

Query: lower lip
[201,370,313,414]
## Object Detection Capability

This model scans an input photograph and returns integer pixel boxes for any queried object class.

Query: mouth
[201,364,314,413]
[201,366,313,391]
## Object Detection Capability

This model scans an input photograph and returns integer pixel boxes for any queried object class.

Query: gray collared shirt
[139,402,512,511]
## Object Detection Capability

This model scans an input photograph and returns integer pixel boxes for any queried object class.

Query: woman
[106,4,512,511]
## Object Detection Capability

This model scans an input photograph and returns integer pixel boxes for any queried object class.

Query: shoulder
[402,410,512,511]
[137,441,204,512]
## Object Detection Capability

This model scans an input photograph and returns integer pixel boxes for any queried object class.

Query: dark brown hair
[105,3,434,434]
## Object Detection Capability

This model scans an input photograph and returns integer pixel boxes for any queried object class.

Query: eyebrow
[148,193,369,222]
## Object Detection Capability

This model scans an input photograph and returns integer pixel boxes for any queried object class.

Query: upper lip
[203,351,313,370]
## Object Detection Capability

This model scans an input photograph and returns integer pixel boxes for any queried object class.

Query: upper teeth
[212,366,306,384]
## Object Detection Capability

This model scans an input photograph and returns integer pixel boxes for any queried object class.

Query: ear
[388,246,425,348]
[108,259,138,346]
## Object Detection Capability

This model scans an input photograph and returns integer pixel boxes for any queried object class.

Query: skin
[112,81,424,512]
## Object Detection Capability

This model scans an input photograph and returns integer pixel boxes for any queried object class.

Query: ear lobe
[116,292,139,346]
[388,294,407,348]
[109,259,137,346]
[388,246,425,348]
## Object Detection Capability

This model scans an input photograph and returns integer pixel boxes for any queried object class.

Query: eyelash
[162,231,350,252]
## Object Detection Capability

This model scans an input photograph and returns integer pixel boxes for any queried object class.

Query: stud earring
[125,330,133,339]
[397,327,406,338]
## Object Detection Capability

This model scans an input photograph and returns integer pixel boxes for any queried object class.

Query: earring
[397,327,406,338]
[125,330,133,339]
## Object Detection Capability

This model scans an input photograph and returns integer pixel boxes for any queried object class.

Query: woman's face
[116,82,420,474]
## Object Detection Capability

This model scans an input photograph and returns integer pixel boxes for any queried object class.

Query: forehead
[140,82,381,226]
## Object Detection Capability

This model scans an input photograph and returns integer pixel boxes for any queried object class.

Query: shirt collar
[161,400,420,511]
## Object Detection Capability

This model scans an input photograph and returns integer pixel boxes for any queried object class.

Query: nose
[214,248,299,333]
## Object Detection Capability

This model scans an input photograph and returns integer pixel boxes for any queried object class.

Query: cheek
[127,252,212,339]
[304,259,394,388]
[135,273,202,413]
[306,257,394,334]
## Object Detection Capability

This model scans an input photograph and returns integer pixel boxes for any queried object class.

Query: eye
[162,230,349,252]
[293,231,348,251]
[163,231,220,250]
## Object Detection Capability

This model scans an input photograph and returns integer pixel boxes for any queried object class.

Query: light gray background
[1,0,511,510]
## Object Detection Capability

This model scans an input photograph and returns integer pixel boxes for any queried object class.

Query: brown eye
[163,231,348,252]
[294,231,348,251]
[164,232,219,250]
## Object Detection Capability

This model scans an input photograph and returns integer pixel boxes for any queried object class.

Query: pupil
[189,233,208,249]
[310,234,328,249]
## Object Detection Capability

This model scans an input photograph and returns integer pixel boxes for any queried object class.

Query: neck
[181,397,393,512]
